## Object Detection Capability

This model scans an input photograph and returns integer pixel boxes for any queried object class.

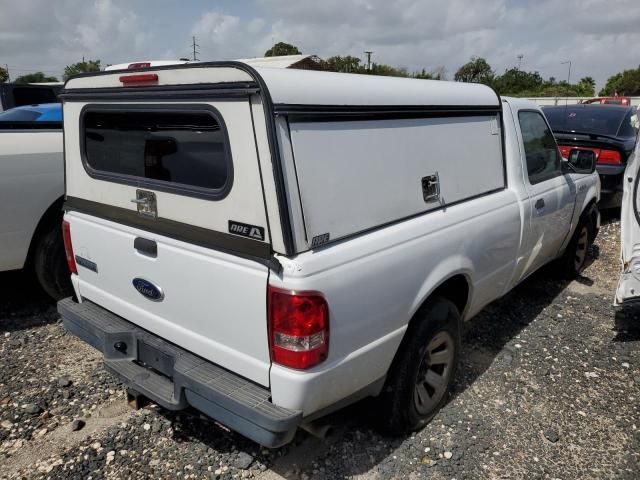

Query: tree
[264,42,301,57]
[0,66,8,83]
[369,63,408,77]
[324,55,364,73]
[63,59,101,80]
[599,66,640,96]
[413,69,434,80]
[575,77,595,96]
[14,72,59,84]
[492,68,544,95]
[454,56,494,84]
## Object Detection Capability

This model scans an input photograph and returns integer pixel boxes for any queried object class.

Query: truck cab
[58,63,599,446]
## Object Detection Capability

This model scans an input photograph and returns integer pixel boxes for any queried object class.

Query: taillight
[62,220,77,274]
[268,286,329,370]
[597,149,621,164]
[559,146,572,159]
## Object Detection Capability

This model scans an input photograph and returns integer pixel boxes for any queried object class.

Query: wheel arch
[24,196,65,268]
[386,272,471,375]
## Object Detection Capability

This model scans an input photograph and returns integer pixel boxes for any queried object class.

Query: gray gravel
[1,216,638,479]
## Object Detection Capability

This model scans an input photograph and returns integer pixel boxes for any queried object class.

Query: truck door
[517,110,575,273]
[616,138,640,304]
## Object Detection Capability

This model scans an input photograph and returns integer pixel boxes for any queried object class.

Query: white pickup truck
[57,63,599,447]
[0,103,71,299]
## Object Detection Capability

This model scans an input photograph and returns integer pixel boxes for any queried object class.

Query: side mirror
[565,149,597,174]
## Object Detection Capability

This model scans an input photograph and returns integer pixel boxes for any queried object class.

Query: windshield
[543,106,631,137]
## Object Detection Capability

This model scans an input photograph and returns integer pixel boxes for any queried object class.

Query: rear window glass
[543,106,629,136]
[12,87,58,107]
[84,109,231,194]
[0,109,42,122]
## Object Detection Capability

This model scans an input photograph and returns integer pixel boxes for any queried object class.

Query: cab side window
[519,111,561,184]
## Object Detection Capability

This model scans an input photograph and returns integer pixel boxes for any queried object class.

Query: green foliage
[369,63,408,77]
[413,69,434,80]
[454,58,597,97]
[454,57,494,84]
[14,72,59,84]
[264,42,301,57]
[63,60,101,80]
[0,66,8,83]
[323,56,445,81]
[324,55,364,73]
[491,68,544,95]
[599,66,640,96]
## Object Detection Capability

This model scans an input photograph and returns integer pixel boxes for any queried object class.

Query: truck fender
[409,256,474,325]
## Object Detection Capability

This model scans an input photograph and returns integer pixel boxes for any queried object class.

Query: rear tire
[377,296,461,435]
[33,223,73,300]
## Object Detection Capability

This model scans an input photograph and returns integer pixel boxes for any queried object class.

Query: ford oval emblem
[132,278,164,302]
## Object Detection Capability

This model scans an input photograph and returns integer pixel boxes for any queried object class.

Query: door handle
[134,237,157,257]
[535,198,545,210]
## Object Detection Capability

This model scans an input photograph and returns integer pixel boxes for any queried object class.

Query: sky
[1,0,639,91]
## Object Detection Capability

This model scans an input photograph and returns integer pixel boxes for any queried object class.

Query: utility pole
[561,60,571,84]
[364,51,372,71]
[516,54,523,71]
[561,60,572,106]
[192,36,200,61]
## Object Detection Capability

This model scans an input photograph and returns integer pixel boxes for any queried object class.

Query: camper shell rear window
[81,105,233,200]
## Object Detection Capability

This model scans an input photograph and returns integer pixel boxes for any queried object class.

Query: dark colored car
[543,104,638,208]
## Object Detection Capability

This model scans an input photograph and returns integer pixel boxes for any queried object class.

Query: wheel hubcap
[414,331,455,415]
[574,226,589,272]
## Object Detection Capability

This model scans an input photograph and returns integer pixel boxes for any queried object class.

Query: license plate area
[137,340,175,379]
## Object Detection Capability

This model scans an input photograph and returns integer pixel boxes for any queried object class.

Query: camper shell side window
[80,104,234,200]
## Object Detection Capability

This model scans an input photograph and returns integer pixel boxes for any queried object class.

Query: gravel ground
[1,215,639,479]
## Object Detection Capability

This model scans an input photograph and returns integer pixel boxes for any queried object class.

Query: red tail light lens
[62,220,77,274]
[597,149,621,164]
[268,286,329,369]
[119,73,158,86]
[559,146,572,159]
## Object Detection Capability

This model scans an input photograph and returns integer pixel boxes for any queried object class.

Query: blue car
[0,103,61,123]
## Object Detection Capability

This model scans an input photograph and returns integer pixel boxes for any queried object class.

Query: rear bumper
[58,297,301,447]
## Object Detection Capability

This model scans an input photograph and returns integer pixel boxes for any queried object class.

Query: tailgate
[62,70,273,386]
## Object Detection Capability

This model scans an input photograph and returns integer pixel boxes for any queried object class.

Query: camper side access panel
[281,111,504,250]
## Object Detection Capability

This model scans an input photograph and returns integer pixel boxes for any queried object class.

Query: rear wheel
[377,296,460,435]
[33,223,73,300]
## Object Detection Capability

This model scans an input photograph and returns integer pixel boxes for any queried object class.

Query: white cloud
[0,0,638,89]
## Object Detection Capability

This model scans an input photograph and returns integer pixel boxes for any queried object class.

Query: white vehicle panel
[68,211,271,385]
[616,138,640,304]
[64,100,270,239]
[270,190,522,413]
[290,116,504,245]
[0,130,63,270]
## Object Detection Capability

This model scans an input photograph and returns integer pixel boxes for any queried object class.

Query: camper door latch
[421,173,440,203]
[131,190,157,219]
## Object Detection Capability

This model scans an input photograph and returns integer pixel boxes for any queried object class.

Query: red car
[581,96,631,106]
